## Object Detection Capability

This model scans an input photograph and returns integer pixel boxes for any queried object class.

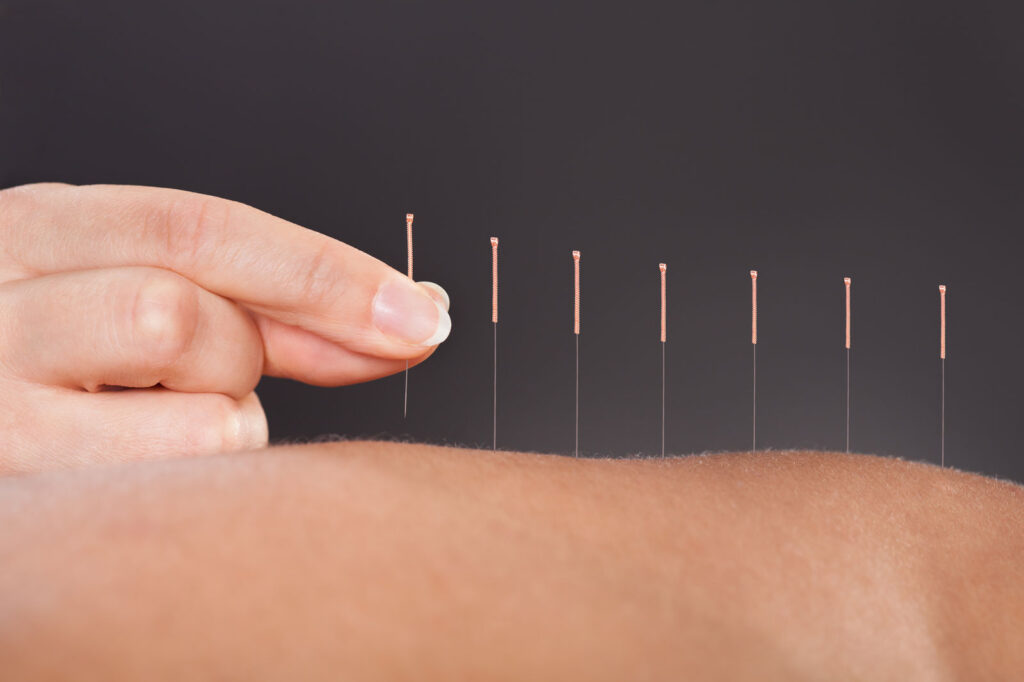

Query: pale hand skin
[0,183,450,473]
[1,443,1022,681]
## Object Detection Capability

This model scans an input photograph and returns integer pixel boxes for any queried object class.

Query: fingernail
[372,278,451,346]
[418,281,450,311]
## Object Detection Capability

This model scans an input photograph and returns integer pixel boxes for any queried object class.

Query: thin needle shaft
[939,284,946,467]
[403,213,414,418]
[751,270,758,451]
[846,349,850,452]
[576,334,580,457]
[752,346,757,450]
[573,250,581,458]
[491,237,499,451]
[845,277,851,453]
[493,322,497,449]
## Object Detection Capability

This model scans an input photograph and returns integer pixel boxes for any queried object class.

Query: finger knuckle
[296,241,345,307]
[149,192,232,269]
[129,272,199,369]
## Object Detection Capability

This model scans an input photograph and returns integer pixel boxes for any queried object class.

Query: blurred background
[2,0,1022,481]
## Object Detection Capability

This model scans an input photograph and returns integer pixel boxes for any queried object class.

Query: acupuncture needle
[491,237,499,451]
[939,284,946,467]
[403,213,413,418]
[573,250,581,457]
[750,270,758,451]
[844,277,851,453]
[659,263,667,457]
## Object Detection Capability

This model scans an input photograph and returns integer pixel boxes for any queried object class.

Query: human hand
[0,183,450,474]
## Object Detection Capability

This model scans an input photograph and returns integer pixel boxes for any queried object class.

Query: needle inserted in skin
[573,250,581,458]
[659,263,667,457]
[939,284,946,467]
[750,270,758,451]
[844,277,851,453]
[403,213,413,418]
[491,237,499,451]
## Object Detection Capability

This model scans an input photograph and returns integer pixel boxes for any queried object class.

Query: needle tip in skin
[659,263,667,456]
[491,237,499,450]
[844,277,852,452]
[939,284,947,466]
[573,251,581,456]
[750,270,758,450]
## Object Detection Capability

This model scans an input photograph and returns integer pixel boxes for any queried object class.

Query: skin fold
[1,442,1021,681]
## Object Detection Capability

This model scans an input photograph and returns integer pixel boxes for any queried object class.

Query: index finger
[0,184,451,365]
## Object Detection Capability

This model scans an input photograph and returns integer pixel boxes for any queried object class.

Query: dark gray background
[2,0,1022,481]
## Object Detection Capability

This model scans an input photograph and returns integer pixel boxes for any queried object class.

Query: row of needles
[401,217,948,465]
[747,273,946,462]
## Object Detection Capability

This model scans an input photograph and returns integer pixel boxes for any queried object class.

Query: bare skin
[1,442,1021,681]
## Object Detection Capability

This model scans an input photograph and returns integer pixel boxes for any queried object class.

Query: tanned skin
[1,442,1021,680]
